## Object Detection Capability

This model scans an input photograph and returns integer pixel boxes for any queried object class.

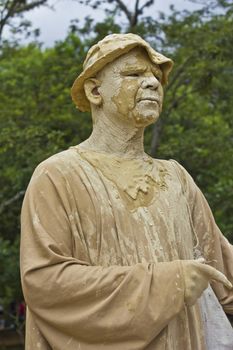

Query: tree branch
[139,0,154,14]
[0,0,48,41]
[0,0,18,37]
[13,0,48,14]
[0,190,25,214]
[164,87,200,118]
[166,55,195,93]
[114,0,132,23]
[131,0,140,27]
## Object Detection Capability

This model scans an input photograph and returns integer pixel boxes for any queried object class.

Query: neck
[79,111,146,158]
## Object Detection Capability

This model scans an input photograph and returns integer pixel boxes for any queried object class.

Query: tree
[152,7,233,239]
[0,236,22,325]
[0,0,48,43]
[0,34,93,241]
[77,0,156,29]
[0,34,91,323]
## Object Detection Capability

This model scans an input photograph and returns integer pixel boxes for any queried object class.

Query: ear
[84,78,102,106]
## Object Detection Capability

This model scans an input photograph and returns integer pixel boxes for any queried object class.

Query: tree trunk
[150,118,162,157]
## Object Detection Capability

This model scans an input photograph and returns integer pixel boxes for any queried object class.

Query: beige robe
[20,146,233,350]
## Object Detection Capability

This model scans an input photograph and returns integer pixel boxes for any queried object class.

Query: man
[20,33,233,349]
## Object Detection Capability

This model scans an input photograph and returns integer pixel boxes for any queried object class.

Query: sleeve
[20,160,185,348]
[171,160,233,315]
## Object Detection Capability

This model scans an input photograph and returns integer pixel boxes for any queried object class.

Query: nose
[141,75,160,90]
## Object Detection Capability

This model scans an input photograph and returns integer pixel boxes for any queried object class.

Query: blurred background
[0,0,232,348]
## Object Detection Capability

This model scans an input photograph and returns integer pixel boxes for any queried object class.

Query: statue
[20,33,233,349]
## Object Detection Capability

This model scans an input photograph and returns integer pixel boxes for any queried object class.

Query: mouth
[137,97,159,104]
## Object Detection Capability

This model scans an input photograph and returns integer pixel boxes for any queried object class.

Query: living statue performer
[20,33,233,349]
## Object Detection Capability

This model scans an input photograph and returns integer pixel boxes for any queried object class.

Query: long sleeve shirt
[20,147,233,349]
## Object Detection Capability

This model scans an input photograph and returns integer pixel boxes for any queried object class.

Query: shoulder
[152,158,196,192]
[32,147,80,177]
[27,148,83,192]
[152,157,189,177]
[37,148,78,170]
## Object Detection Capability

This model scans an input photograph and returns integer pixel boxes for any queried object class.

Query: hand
[181,258,232,306]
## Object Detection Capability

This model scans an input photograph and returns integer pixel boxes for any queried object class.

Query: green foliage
[0,35,93,242]
[153,10,233,239]
[0,33,94,307]
[0,236,21,306]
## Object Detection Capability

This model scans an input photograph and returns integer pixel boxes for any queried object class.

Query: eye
[152,69,163,82]
[129,73,140,77]
[154,75,162,82]
[122,71,141,77]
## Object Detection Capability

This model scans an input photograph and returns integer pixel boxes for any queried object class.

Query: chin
[133,112,160,127]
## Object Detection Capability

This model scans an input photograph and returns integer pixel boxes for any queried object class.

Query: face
[96,47,164,127]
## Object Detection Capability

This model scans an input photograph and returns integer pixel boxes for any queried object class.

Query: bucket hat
[71,33,173,112]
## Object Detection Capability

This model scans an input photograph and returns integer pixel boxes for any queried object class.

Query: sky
[9,0,202,46]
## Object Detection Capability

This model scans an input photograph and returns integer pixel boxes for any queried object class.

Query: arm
[20,160,185,347]
[171,160,233,314]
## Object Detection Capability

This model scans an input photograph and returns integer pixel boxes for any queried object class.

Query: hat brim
[71,42,173,112]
